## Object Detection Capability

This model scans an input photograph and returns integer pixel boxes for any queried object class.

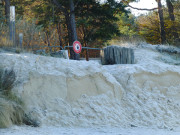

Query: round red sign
[73,41,82,54]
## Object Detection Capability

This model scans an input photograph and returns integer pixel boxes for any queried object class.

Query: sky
[128,0,166,16]
[100,0,166,16]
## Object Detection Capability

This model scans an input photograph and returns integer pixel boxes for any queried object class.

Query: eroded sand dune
[0,45,180,129]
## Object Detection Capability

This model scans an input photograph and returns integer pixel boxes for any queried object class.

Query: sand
[0,44,180,134]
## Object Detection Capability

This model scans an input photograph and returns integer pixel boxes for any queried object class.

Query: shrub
[0,68,39,128]
[0,68,16,94]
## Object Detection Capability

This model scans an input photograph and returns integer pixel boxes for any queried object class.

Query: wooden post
[64,50,69,59]
[10,6,15,47]
[19,33,23,49]
[85,49,89,61]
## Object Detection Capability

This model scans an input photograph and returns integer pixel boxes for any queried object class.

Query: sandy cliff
[0,45,180,129]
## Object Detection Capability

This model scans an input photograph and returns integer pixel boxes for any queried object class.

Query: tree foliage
[76,0,128,47]
[117,13,138,37]
[136,1,180,45]
[0,0,179,53]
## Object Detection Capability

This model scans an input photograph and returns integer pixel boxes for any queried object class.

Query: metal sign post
[10,6,15,47]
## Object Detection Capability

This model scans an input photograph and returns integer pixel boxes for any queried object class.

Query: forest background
[0,0,179,59]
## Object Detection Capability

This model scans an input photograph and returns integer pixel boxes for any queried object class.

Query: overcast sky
[101,0,166,16]
[129,0,166,16]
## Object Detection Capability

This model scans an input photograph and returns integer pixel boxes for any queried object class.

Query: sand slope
[0,45,180,129]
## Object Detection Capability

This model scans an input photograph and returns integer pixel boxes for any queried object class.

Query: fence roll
[101,46,135,65]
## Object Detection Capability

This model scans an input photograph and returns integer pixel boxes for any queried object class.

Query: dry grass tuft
[0,68,16,94]
[108,36,146,47]
[0,97,24,128]
[0,68,39,128]
[0,68,25,128]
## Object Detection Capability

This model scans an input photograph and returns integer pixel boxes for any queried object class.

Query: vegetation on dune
[0,97,24,128]
[0,68,22,128]
[0,67,39,128]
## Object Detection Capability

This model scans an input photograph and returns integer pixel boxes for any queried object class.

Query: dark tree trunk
[65,13,74,59]
[69,0,77,41]
[85,43,89,61]
[166,0,179,42]
[4,0,10,25]
[82,25,89,61]
[157,0,166,44]
[45,31,51,52]
[53,0,79,59]
[57,22,63,48]
[69,0,79,60]
[65,13,78,59]
[166,0,175,21]
[65,13,73,55]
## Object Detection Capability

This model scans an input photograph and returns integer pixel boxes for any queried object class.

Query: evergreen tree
[76,0,128,47]
[53,0,79,60]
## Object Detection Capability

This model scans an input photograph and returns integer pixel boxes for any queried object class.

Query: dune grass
[107,36,146,47]
[0,67,39,128]
[0,97,24,128]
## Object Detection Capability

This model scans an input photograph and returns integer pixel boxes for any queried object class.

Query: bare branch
[127,4,158,11]
[53,0,67,14]
[74,0,81,9]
